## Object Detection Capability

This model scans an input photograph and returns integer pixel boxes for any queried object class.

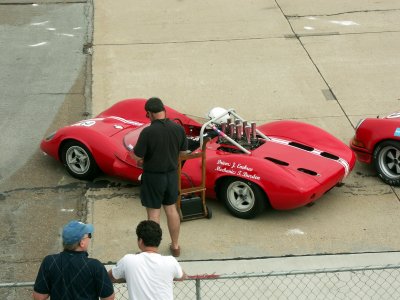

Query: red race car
[41,98,355,219]
[350,112,400,186]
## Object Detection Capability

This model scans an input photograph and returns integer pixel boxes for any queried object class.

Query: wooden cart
[177,138,212,221]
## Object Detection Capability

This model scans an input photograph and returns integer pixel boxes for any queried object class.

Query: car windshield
[123,123,150,151]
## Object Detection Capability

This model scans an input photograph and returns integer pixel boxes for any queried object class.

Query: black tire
[61,140,100,180]
[206,206,212,219]
[218,178,267,219]
[373,140,400,186]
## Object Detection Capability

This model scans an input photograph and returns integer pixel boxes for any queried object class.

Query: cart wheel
[206,206,212,219]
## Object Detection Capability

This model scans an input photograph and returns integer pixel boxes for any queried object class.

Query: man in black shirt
[133,97,187,257]
[33,220,115,300]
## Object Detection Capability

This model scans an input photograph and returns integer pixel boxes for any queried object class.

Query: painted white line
[46,28,56,31]
[58,33,75,37]
[330,20,359,26]
[60,209,74,212]
[31,21,49,26]
[29,41,48,47]
[286,228,305,236]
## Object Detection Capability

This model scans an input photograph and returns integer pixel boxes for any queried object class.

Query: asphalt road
[0,1,93,298]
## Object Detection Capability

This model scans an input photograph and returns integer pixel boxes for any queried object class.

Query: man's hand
[136,158,144,167]
[108,269,126,283]
[32,291,49,300]
[130,152,144,167]
[174,271,188,281]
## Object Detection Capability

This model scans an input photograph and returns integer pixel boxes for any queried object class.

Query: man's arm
[108,269,126,283]
[174,270,188,282]
[130,151,144,167]
[32,291,49,300]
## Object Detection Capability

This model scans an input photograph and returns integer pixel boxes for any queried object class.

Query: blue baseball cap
[62,220,94,245]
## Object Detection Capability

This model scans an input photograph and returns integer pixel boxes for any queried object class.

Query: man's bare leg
[147,208,161,224]
[163,204,180,250]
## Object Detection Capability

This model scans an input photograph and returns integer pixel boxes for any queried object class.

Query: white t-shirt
[112,252,183,300]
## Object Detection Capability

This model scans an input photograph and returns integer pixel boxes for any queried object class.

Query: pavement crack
[95,36,289,47]
[35,92,82,95]
[1,182,87,197]
[86,192,139,200]
[0,1,86,5]
[1,179,137,198]
[296,30,400,38]
[0,258,43,264]
[275,0,357,129]
[390,185,400,203]
[286,8,400,18]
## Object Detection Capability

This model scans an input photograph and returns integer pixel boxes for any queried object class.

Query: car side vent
[288,142,314,152]
[265,157,289,166]
[320,152,339,160]
[297,168,318,176]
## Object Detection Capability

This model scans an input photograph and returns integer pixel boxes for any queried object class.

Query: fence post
[195,278,201,300]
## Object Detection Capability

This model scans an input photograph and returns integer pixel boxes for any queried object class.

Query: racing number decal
[73,120,96,127]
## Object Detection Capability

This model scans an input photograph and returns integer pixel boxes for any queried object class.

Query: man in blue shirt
[33,220,115,300]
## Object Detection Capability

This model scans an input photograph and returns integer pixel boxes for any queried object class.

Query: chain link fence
[2,264,400,299]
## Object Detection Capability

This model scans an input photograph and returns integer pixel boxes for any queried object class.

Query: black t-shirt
[33,250,114,300]
[134,119,187,173]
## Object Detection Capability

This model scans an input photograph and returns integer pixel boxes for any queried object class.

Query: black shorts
[140,170,179,209]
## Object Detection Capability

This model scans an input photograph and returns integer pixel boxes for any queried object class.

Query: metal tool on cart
[177,138,212,221]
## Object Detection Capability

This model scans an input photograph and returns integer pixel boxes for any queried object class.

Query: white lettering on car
[215,160,260,180]
[108,116,143,126]
[387,112,400,119]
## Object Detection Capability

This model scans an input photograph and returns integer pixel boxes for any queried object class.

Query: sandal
[170,245,181,257]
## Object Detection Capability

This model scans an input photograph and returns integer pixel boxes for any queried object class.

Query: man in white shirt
[108,220,187,300]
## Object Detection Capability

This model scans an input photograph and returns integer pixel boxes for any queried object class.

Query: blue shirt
[33,250,114,300]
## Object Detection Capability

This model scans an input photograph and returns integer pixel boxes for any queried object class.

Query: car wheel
[373,140,400,186]
[61,141,99,180]
[218,178,266,219]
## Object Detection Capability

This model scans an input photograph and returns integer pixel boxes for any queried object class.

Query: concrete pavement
[89,0,400,275]
[0,2,93,294]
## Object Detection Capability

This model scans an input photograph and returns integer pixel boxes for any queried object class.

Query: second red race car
[350,112,400,186]
[41,98,356,219]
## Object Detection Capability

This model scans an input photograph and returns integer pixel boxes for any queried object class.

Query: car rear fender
[57,130,115,174]
[355,118,400,153]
